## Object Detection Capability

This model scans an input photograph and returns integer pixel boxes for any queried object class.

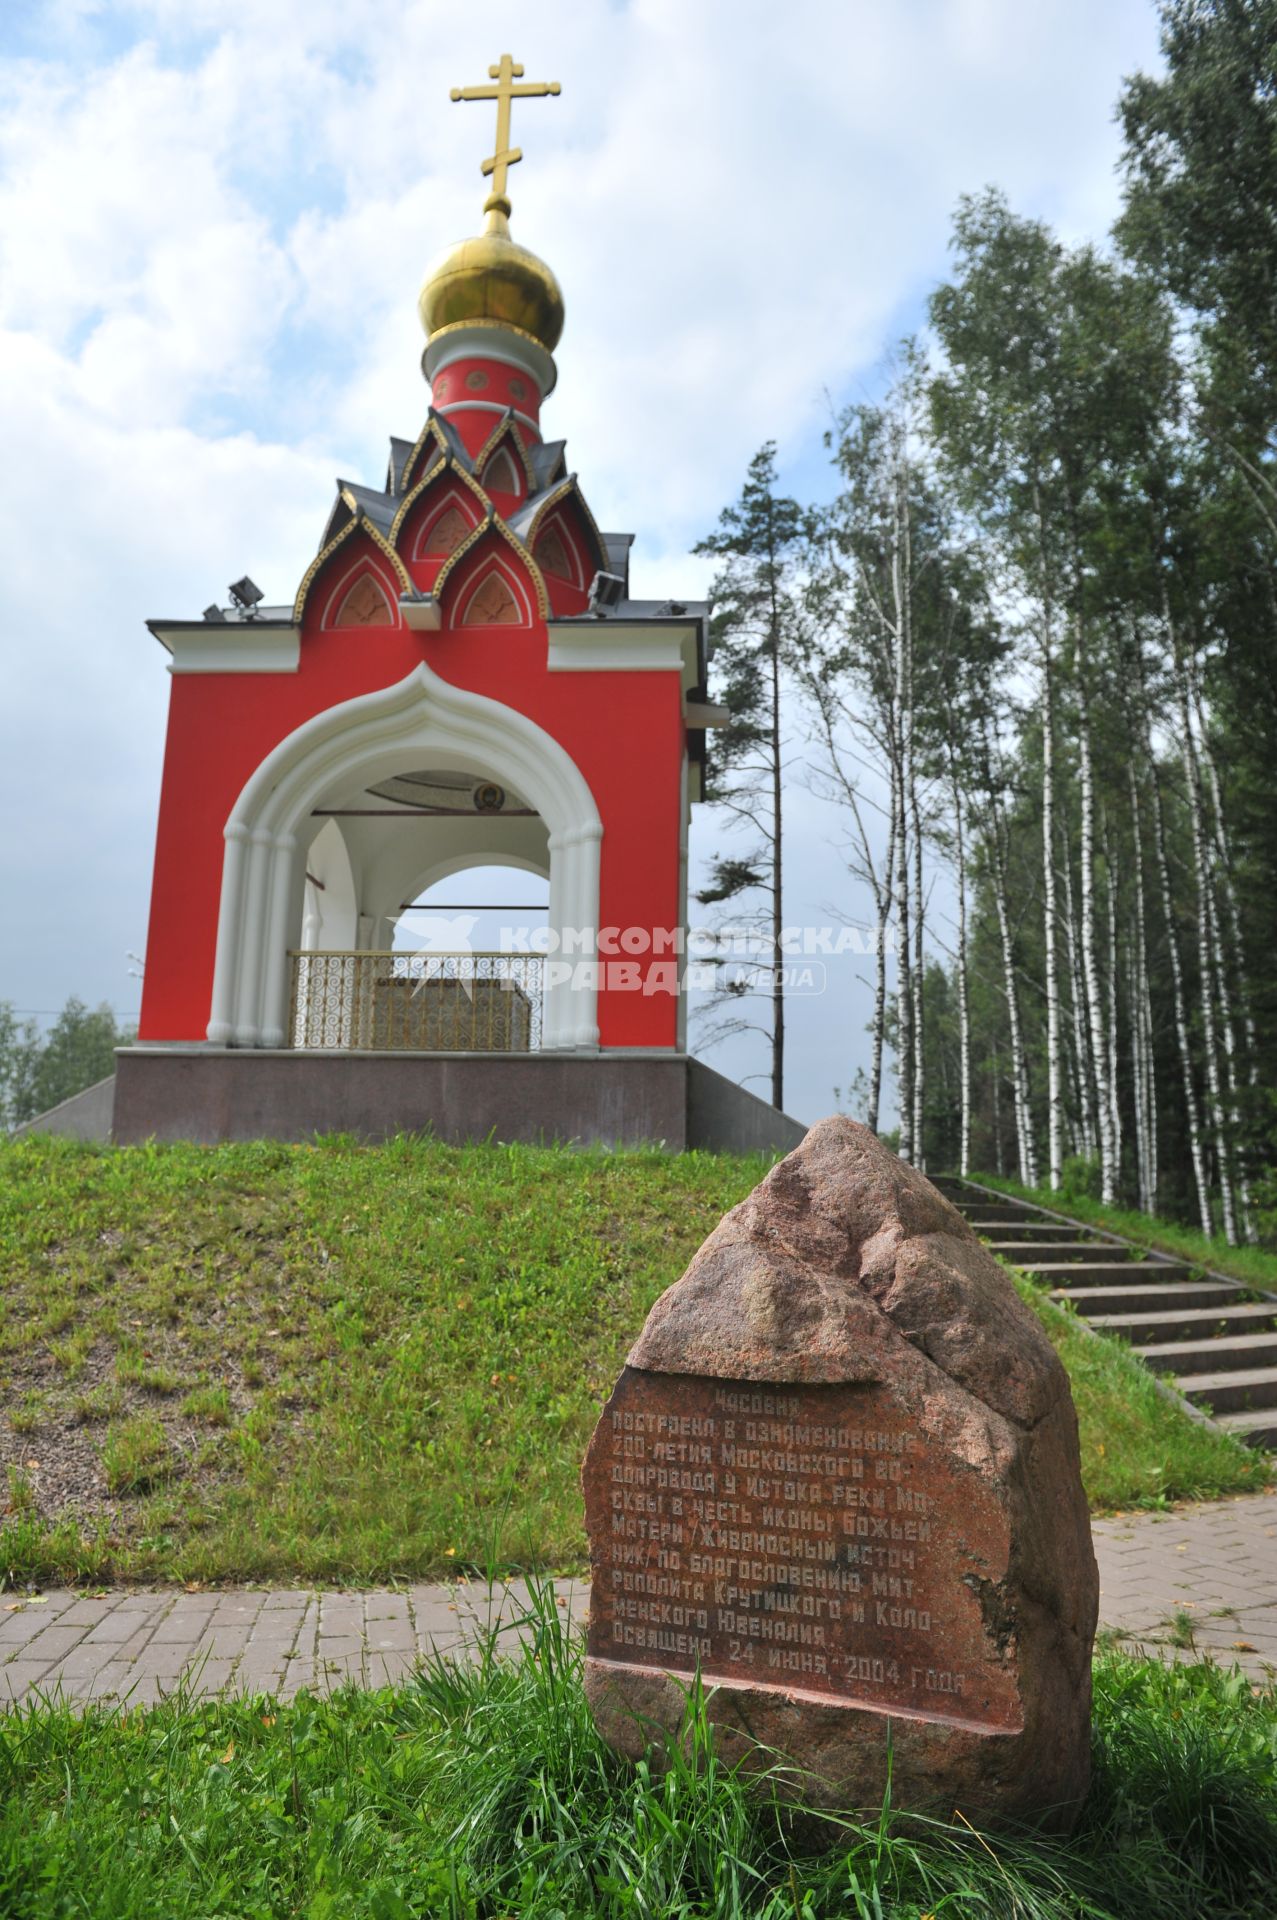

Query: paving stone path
[1092,1492,1277,1671]
[2,1497,1274,1709]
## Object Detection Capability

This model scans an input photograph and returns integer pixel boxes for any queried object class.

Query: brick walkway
[1092,1492,1277,1671]
[2,1498,1274,1709]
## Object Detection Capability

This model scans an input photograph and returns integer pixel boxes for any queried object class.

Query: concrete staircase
[930,1175,1277,1452]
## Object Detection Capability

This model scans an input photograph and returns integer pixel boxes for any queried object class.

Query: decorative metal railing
[288,951,543,1053]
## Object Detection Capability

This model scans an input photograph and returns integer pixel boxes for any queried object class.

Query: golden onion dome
[418,208,564,356]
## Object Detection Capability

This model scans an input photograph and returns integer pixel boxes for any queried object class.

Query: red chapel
[114,56,800,1155]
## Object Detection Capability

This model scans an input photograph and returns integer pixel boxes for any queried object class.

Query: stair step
[990,1240,1114,1262]
[1142,1331,1277,1374]
[1175,1366,1277,1415]
[1087,1303,1277,1345]
[1053,1281,1243,1316]
[1028,1259,1194,1284]
[952,1201,1046,1221]
[1214,1407,1277,1450]
[970,1220,1089,1240]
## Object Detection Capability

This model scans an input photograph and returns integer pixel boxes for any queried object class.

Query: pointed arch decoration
[294,516,412,625]
[532,519,577,585]
[434,514,550,620]
[329,571,394,628]
[472,413,536,495]
[398,413,455,494]
[481,445,522,498]
[388,455,490,559]
[421,502,472,558]
[521,477,609,585]
[459,562,528,627]
[207,662,601,1052]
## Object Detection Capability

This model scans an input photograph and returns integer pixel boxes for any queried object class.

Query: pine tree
[694,444,805,1109]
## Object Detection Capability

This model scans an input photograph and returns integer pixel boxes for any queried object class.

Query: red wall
[428,356,543,452]
[139,581,686,1049]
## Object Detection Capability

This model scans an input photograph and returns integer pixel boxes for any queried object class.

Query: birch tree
[930,197,1179,1200]
[807,364,985,1161]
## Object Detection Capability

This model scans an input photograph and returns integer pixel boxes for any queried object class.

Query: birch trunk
[992,872,1037,1188]
[951,764,972,1178]
[1185,660,1254,1238]
[1189,660,1259,1078]
[805,683,894,1136]
[900,436,926,1168]
[991,1045,1006,1178]
[1126,936,1148,1215]
[1202,862,1253,1238]
[1061,842,1096,1162]
[893,748,913,1159]
[1032,480,1066,1189]
[1146,716,1213,1236]
[1102,814,1123,1191]
[984,725,1037,1186]
[1126,755,1157,1213]
[1041,647,1064,1189]
[1170,624,1236,1243]
[867,797,896,1136]
[1063,1017,1085,1159]
[910,775,926,1170]
[767,513,785,1112]
[1075,633,1117,1203]
[891,452,914,1163]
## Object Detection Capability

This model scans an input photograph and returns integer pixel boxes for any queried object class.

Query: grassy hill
[0,1136,1267,1587]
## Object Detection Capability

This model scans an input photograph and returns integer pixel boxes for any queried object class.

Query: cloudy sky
[0,0,1164,1123]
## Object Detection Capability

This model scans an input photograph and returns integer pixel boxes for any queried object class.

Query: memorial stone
[581,1118,1098,1829]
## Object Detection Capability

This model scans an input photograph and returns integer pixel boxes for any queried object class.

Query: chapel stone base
[109,1047,806,1155]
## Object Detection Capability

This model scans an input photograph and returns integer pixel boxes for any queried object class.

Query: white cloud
[0,0,1162,1112]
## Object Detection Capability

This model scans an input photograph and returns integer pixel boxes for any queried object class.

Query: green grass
[1,1588,1274,1918]
[0,1134,772,1587]
[0,1136,1266,1588]
[101,1414,176,1495]
[973,1172,1277,1294]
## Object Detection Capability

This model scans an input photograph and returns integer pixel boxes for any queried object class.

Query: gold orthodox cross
[450,54,561,217]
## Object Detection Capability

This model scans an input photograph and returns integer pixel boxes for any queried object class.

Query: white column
[677,750,689,1054]
[545,822,600,1049]
[259,831,298,1048]
[207,822,249,1045]
[544,830,568,1048]
[232,827,273,1046]
[573,821,602,1048]
[301,877,321,950]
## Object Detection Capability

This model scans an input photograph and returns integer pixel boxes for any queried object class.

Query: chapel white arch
[207,661,601,1052]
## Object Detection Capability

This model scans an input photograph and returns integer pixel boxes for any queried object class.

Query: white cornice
[152,624,300,675]
[436,399,543,440]
[684,701,731,729]
[400,595,442,631]
[546,623,694,677]
[424,324,557,398]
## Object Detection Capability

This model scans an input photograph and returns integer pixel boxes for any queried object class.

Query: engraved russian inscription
[585,1368,1023,1733]
[582,1121,1097,1825]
